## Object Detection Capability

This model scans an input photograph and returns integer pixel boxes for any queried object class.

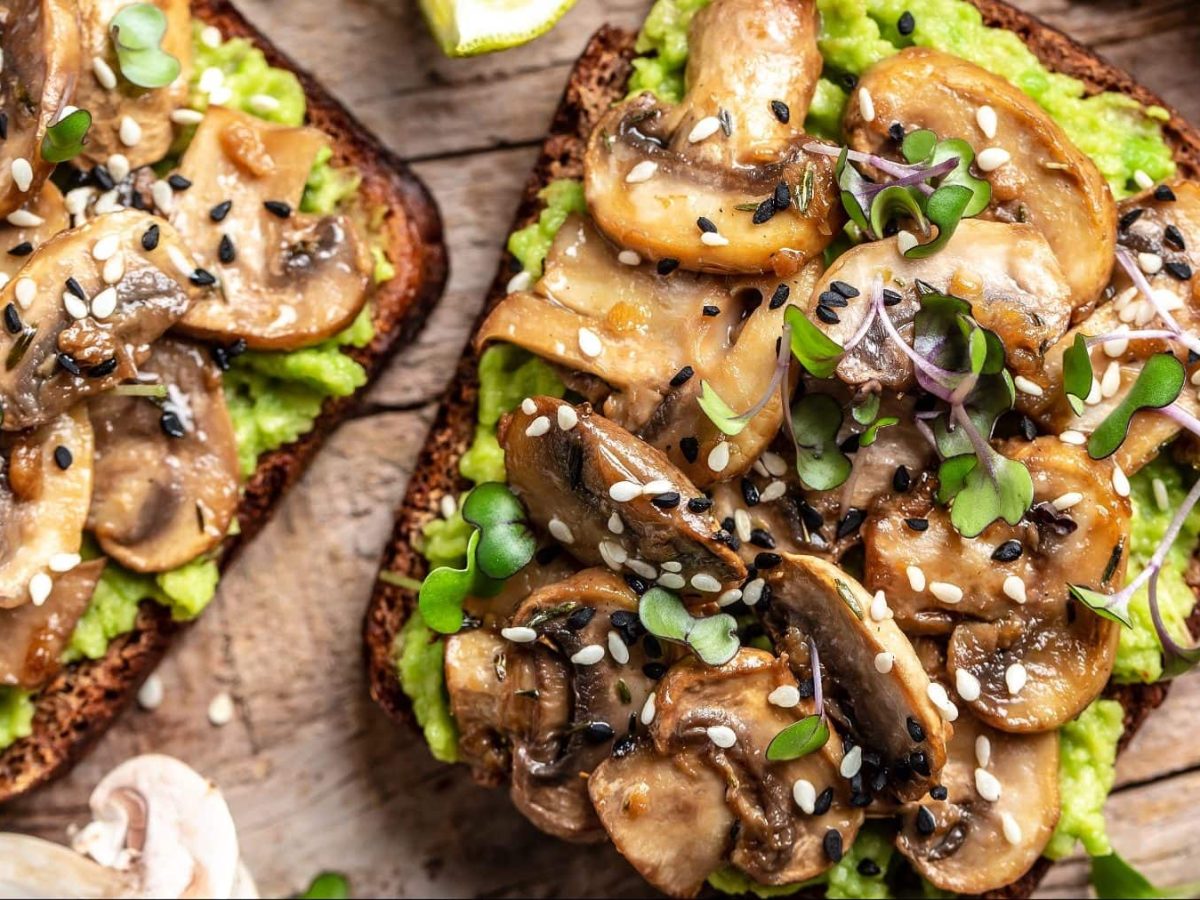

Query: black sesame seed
[1019,415,1038,441]
[687,497,713,513]
[916,805,936,835]
[909,750,931,777]
[717,108,732,136]
[882,288,903,307]
[770,99,790,124]
[53,445,72,470]
[841,72,858,90]
[92,166,115,191]
[7,241,32,257]
[651,491,681,509]
[898,10,916,34]
[670,366,695,388]
[566,606,596,630]
[857,858,882,878]
[680,436,700,463]
[160,410,186,438]
[749,528,776,549]
[1191,350,1200,366]
[129,191,147,210]
[1119,208,1144,231]
[819,290,849,308]
[796,677,815,700]
[141,224,160,251]
[696,216,717,234]
[813,786,834,816]
[992,539,1023,562]
[893,465,911,493]
[263,200,292,218]
[702,305,720,317]
[218,234,236,264]
[839,433,860,454]
[752,196,777,225]
[906,716,926,742]
[930,785,948,801]
[643,635,663,659]
[904,517,929,532]
[1165,224,1186,251]
[623,575,649,596]
[2,303,19,334]
[583,721,615,743]
[822,829,844,863]
[1166,261,1193,281]
[612,734,637,758]
[642,661,668,680]
[799,500,824,533]
[1156,184,1177,202]
[837,508,866,539]
[888,122,905,143]
[610,610,637,629]
[167,174,192,191]
[190,268,217,287]
[0,112,9,140]
[871,768,888,793]
[773,181,790,211]
[210,200,233,222]
[754,552,782,570]
[64,277,86,299]
[56,353,81,376]
[831,280,860,299]
[87,357,118,378]
[816,305,840,325]
[769,283,790,309]
[741,479,760,507]
[656,257,680,276]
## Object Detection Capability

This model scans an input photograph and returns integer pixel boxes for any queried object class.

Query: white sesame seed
[733,509,752,543]
[793,778,816,814]
[640,692,657,725]
[975,734,992,768]
[152,180,174,212]
[1113,286,1138,312]
[617,250,641,266]
[1193,369,1200,387]
[906,565,926,592]
[92,189,122,216]
[707,442,730,473]
[0,274,11,291]
[626,559,658,580]
[625,160,659,184]
[870,590,891,622]
[200,24,222,47]
[29,572,51,606]
[6,210,43,228]
[927,682,959,721]
[1112,464,1131,498]
[929,582,963,605]
[520,397,537,415]
[137,673,163,710]
[761,451,787,476]
[506,270,532,294]
[1101,362,1122,399]
[11,158,32,193]
[1013,375,1044,396]
[555,405,578,431]
[578,327,603,358]
[999,811,1023,845]
[976,104,998,139]
[63,293,88,320]
[571,644,605,666]
[691,573,722,593]
[687,116,722,143]
[758,480,787,503]
[974,767,1002,802]
[1003,574,1027,604]
[956,668,982,702]
[840,744,864,778]
[1083,377,1103,406]
[106,153,131,182]
[599,540,627,570]
[49,552,81,573]
[249,93,281,114]
[1052,491,1083,511]
[753,459,769,476]
[897,230,918,255]
[707,724,737,748]
[607,630,630,665]
[1118,300,1140,324]
[548,517,574,544]
[1005,662,1028,695]
[1153,477,1170,511]
[440,494,457,519]
[524,415,551,437]
[874,651,895,674]
[15,278,35,309]
[118,115,142,147]
[1138,251,1163,275]
[717,588,743,606]
[102,253,124,285]
[700,230,729,247]
[501,626,537,643]
[64,187,93,216]
[768,685,801,708]
[207,692,234,727]
[1059,430,1086,446]
[92,55,118,89]
[1134,299,1157,327]
[170,108,205,126]
[976,147,1011,172]
[607,512,624,534]
[198,66,225,93]
[858,87,876,123]
[657,572,686,590]
[642,479,673,496]
[92,234,120,262]
[1134,169,1155,191]
[742,578,765,607]
[663,562,684,574]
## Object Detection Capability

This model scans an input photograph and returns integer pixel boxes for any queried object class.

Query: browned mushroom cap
[501,568,670,842]
[74,0,192,169]
[0,557,103,689]
[0,183,68,280]
[476,214,822,485]
[87,339,238,573]
[844,47,1116,309]
[0,209,198,431]
[759,554,947,800]
[501,396,746,601]
[895,703,1059,894]
[0,406,91,609]
[806,219,1072,390]
[170,106,371,350]
[0,0,81,219]
[589,649,863,897]
[583,0,841,276]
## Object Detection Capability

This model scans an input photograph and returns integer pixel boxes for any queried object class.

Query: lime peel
[419,0,578,57]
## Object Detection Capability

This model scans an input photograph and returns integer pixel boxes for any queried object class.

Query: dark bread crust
[364,3,1200,898]
[0,0,448,804]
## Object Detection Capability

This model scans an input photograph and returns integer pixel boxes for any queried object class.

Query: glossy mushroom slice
[0,406,92,609]
[477,214,822,485]
[759,554,947,800]
[500,396,746,600]
[170,106,371,350]
[74,0,192,169]
[0,209,199,431]
[0,558,103,689]
[896,703,1059,894]
[589,650,862,897]
[87,339,238,573]
[0,0,82,218]
[805,219,1072,389]
[845,47,1116,309]
[500,568,669,842]
[0,183,68,280]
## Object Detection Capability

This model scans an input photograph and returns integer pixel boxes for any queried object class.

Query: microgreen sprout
[1086,353,1186,460]
[766,637,828,760]
[41,109,92,163]
[638,587,740,666]
[788,393,852,490]
[110,3,181,89]
[697,323,792,436]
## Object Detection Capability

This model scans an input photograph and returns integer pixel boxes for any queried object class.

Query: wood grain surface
[2,1,1199,897]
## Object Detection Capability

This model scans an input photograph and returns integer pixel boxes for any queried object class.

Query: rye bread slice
[364,3,1200,897]
[0,0,449,805]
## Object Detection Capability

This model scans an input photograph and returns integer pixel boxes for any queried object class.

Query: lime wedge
[419,0,578,57]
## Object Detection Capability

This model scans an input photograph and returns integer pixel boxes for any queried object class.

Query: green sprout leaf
[638,588,740,666]
[1067,584,1134,628]
[941,449,1034,538]
[765,715,830,761]
[790,393,851,491]
[903,184,973,259]
[1063,333,1094,416]
[869,185,926,239]
[1088,353,1185,459]
[111,4,181,89]
[836,148,872,235]
[933,372,1015,458]
[930,138,991,217]
[297,872,350,900]
[860,416,899,447]
[851,392,880,426]
[698,380,748,437]
[41,109,92,163]
[901,129,938,165]
[785,306,844,378]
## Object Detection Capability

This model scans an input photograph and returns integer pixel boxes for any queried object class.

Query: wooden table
[3,1,1200,897]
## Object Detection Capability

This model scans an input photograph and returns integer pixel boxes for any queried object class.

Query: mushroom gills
[87,338,239,573]
[170,106,371,350]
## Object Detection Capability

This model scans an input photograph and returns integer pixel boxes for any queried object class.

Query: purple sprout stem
[842,301,880,354]
[869,278,960,400]
[731,323,793,429]
[951,402,997,478]
[1161,402,1200,441]
[1113,474,1200,611]
[1086,329,1178,348]
[1115,247,1200,358]
[1149,565,1200,667]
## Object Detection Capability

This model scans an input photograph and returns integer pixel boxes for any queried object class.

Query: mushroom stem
[0,834,136,898]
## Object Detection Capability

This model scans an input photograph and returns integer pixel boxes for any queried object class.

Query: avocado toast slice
[0,0,447,803]
[366,1,1200,896]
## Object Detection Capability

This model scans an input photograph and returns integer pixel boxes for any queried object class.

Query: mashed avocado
[1045,698,1125,860]
[395,609,459,763]
[507,180,587,278]
[0,688,34,750]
